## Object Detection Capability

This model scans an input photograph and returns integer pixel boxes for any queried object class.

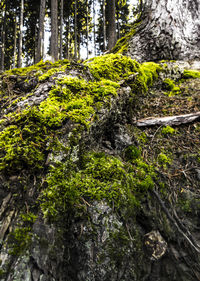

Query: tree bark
[74,0,78,60]
[127,0,200,62]
[107,0,117,50]
[136,112,200,127]
[36,0,46,63]
[0,2,6,71]
[51,0,58,62]
[60,0,63,60]
[102,0,106,51]
[17,0,24,68]
[13,14,17,68]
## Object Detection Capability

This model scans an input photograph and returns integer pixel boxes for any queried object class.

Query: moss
[85,53,141,81]
[183,69,200,79]
[85,54,162,94]
[7,227,32,256]
[163,78,180,96]
[157,152,172,168]
[161,126,176,135]
[40,151,155,221]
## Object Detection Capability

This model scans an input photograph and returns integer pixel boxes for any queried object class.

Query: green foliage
[85,53,141,81]
[183,70,200,79]
[163,78,180,96]
[124,145,141,161]
[7,227,32,256]
[86,54,162,94]
[0,108,48,174]
[157,152,172,168]
[161,126,176,135]
[40,152,155,221]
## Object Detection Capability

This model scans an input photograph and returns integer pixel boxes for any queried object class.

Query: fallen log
[136,112,200,127]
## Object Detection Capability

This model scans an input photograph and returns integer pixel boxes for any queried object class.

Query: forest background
[0,0,138,71]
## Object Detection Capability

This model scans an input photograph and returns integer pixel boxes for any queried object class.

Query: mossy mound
[0,56,200,281]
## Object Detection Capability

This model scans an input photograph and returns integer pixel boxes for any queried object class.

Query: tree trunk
[36,0,46,63]
[127,0,200,62]
[102,0,106,51]
[13,15,17,68]
[107,0,117,50]
[51,0,58,62]
[17,0,24,68]
[0,2,6,71]
[93,0,96,56]
[86,0,89,59]
[74,0,78,60]
[60,0,63,60]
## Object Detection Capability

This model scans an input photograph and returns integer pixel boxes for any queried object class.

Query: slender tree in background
[36,0,46,63]
[17,0,24,68]
[74,0,78,59]
[102,0,106,51]
[86,0,89,58]
[60,0,64,59]
[13,14,17,68]
[51,0,58,62]
[0,2,6,71]
[107,0,117,50]
[93,0,96,56]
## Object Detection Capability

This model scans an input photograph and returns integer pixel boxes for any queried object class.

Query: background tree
[36,0,46,63]
[126,0,200,61]
[17,0,24,67]
[50,0,58,62]
[106,0,117,50]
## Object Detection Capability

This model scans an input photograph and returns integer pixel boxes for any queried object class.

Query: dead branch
[136,112,200,127]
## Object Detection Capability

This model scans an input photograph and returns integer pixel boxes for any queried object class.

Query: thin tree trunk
[0,2,6,71]
[51,0,58,62]
[36,0,46,63]
[93,0,96,56]
[74,0,78,60]
[60,0,63,60]
[17,0,24,68]
[127,0,200,61]
[102,0,106,51]
[13,15,17,68]
[86,0,89,59]
[107,0,117,50]
[65,16,69,59]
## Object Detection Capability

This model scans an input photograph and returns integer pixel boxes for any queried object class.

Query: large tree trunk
[36,0,46,63]
[51,0,58,62]
[127,0,200,61]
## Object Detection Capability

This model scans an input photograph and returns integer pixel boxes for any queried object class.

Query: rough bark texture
[36,0,46,63]
[107,0,117,50]
[127,0,200,61]
[50,0,58,62]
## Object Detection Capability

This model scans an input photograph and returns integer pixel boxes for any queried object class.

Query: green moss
[85,54,162,94]
[163,78,180,96]
[161,126,176,135]
[124,145,141,161]
[85,53,141,81]
[7,227,32,256]
[0,109,48,174]
[183,70,200,79]
[40,151,155,221]
[157,152,172,168]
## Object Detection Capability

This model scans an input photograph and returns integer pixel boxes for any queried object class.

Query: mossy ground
[0,55,200,269]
